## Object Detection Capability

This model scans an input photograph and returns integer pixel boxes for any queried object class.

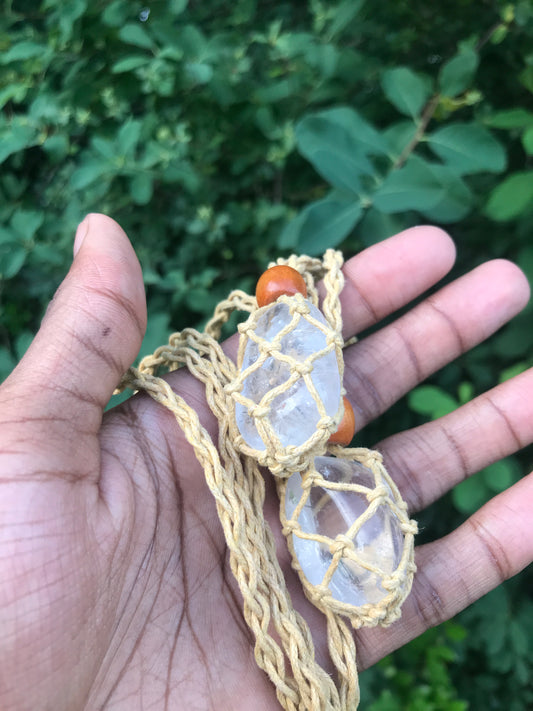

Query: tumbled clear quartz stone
[235,301,341,450]
[285,456,403,606]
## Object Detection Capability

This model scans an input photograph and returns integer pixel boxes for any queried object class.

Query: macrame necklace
[118,249,417,710]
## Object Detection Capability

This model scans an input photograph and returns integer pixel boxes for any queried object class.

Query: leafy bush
[361,623,469,711]
[1,0,532,706]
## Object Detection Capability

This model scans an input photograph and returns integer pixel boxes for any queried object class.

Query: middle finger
[343,259,529,430]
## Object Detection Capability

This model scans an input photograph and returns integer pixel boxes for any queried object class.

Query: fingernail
[73,215,91,257]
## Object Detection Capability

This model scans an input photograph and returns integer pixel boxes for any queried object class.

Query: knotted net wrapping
[279,446,417,628]
[227,292,345,475]
[117,249,417,711]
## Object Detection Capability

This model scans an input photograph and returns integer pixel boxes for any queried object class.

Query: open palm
[1,214,532,711]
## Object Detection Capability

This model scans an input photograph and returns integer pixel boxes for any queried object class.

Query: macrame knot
[402,520,419,536]
[248,402,270,419]
[367,450,384,465]
[366,484,390,503]
[290,299,313,317]
[331,534,355,557]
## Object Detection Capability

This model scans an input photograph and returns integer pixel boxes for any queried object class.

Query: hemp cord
[116,250,417,711]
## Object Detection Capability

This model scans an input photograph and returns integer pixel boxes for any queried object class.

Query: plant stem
[393,94,441,169]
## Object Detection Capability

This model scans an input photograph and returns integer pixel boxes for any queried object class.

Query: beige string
[116,249,417,710]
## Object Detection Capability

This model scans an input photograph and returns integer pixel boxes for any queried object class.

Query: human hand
[0,214,531,711]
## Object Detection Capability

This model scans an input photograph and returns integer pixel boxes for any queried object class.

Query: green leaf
[185,287,219,313]
[482,459,516,493]
[457,381,474,404]
[327,0,365,39]
[519,66,533,94]
[1,42,47,64]
[357,208,405,246]
[509,619,528,655]
[0,227,14,246]
[408,385,458,418]
[485,108,533,129]
[381,67,433,118]
[179,23,208,57]
[302,107,389,157]
[515,1,533,26]
[0,123,38,164]
[141,141,164,169]
[57,0,87,40]
[11,210,44,239]
[383,121,417,156]
[0,176,26,201]
[427,123,506,175]
[112,55,151,73]
[295,107,386,192]
[253,79,295,103]
[0,347,16,382]
[290,194,363,255]
[92,136,117,160]
[492,318,533,357]
[303,149,368,193]
[277,210,307,250]
[373,157,444,213]
[118,23,155,51]
[499,361,529,382]
[255,106,277,138]
[15,330,34,360]
[170,0,188,14]
[102,0,130,27]
[185,62,213,84]
[117,120,142,157]
[130,173,153,205]
[0,243,27,279]
[522,126,533,155]
[305,43,339,80]
[452,473,489,515]
[448,700,468,711]
[71,160,110,189]
[438,49,478,97]
[157,46,184,62]
[42,134,69,161]
[29,94,62,123]
[162,161,200,193]
[138,310,171,365]
[275,32,316,60]
[485,171,533,221]
[32,243,67,267]
[491,24,508,45]
[0,84,28,108]
[517,244,533,284]
[418,165,473,223]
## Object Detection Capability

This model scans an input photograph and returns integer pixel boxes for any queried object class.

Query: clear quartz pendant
[284,456,404,607]
[235,301,341,451]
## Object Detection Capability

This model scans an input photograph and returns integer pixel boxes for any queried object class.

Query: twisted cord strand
[120,337,342,710]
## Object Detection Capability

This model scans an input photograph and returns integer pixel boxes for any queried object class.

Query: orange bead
[329,397,356,446]
[256,265,307,307]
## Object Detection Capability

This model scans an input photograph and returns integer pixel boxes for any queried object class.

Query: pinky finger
[355,471,533,669]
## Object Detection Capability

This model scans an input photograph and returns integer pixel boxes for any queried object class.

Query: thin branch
[393,94,441,169]
[476,20,505,52]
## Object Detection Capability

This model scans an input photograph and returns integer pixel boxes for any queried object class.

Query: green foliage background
[1,0,532,707]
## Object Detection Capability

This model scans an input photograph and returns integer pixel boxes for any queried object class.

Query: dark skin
[1,213,532,711]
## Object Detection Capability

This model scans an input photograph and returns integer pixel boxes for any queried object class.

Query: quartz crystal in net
[235,301,341,451]
[285,456,404,607]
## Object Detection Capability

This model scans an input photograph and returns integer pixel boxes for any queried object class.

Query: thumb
[6,214,147,428]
